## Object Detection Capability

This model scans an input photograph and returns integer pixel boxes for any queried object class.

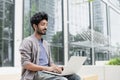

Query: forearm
[23,63,49,71]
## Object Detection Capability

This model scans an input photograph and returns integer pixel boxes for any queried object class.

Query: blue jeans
[34,71,81,80]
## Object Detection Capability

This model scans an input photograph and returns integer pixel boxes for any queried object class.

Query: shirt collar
[39,38,43,43]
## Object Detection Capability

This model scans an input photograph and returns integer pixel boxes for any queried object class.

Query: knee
[71,74,81,80]
[75,74,81,80]
[61,77,68,80]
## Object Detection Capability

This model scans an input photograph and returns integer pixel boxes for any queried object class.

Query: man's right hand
[46,65,62,74]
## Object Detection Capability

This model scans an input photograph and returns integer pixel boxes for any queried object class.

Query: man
[19,12,80,80]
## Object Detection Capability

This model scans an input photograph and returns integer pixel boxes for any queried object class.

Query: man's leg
[34,71,67,80]
[64,73,81,80]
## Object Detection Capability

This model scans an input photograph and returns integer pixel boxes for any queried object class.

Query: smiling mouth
[43,30,46,31]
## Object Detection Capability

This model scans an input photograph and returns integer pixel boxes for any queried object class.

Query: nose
[44,26,47,30]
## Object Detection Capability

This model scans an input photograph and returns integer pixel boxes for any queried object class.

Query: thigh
[35,71,67,80]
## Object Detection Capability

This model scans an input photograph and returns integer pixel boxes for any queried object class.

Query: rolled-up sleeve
[19,38,32,67]
[48,43,54,64]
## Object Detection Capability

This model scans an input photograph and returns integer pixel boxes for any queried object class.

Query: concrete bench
[82,74,98,80]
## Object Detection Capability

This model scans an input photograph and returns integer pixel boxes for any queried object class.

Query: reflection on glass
[93,0,107,36]
[6,0,14,2]
[69,1,90,38]
[110,8,120,58]
[109,0,120,9]
[93,0,109,61]
[0,1,14,67]
[68,0,90,64]
[23,0,31,38]
[0,12,3,18]
[0,1,3,10]
[68,0,111,64]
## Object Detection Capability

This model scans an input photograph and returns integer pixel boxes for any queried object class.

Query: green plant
[88,0,94,2]
[107,58,120,65]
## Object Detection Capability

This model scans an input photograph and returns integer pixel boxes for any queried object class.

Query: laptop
[42,56,87,76]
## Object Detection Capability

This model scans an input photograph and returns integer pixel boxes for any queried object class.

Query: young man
[19,12,80,80]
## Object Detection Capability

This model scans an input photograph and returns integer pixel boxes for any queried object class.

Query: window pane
[5,2,14,27]
[93,0,109,61]
[0,1,3,10]
[68,0,110,64]
[110,8,120,58]
[68,0,90,64]
[0,19,2,66]
[0,1,14,67]
[6,0,14,2]
[109,0,120,9]
[2,40,14,66]
[0,19,2,28]
[0,12,3,18]
[23,0,31,38]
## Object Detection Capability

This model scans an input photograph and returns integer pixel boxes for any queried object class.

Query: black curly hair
[30,12,48,30]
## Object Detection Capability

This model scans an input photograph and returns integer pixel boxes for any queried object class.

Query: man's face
[35,19,48,35]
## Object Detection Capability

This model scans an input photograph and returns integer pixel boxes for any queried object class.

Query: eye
[40,22,48,26]
[41,22,45,26]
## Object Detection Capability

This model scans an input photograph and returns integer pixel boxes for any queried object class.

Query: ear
[33,24,37,30]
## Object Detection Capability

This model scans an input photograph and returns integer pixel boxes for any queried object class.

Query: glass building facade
[22,0,120,65]
[0,0,120,67]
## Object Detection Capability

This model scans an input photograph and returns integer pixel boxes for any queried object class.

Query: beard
[36,28,47,35]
